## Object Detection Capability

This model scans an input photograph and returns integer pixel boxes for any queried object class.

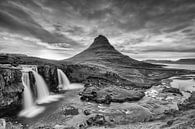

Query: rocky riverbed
[1,73,195,129]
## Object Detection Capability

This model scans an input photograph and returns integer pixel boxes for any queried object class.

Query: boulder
[86,114,107,126]
[80,86,145,104]
[62,106,79,116]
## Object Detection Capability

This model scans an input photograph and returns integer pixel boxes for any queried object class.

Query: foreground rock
[80,86,145,104]
[37,65,59,92]
[0,67,23,117]
[178,91,195,110]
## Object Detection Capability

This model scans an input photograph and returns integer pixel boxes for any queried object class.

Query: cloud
[0,0,195,60]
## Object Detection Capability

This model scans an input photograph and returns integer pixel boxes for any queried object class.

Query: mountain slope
[66,35,167,88]
[67,35,156,68]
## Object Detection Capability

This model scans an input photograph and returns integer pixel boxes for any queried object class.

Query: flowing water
[32,70,63,104]
[19,72,45,118]
[21,72,34,111]
[32,71,50,101]
[57,69,84,90]
[57,69,70,90]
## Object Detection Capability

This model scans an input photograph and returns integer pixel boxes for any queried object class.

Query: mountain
[66,35,168,88]
[67,35,156,68]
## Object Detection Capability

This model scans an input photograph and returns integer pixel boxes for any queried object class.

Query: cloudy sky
[0,0,195,60]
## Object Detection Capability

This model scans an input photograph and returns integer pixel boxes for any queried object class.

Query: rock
[0,68,23,117]
[164,109,180,117]
[83,109,91,116]
[167,120,174,126]
[62,106,79,116]
[178,91,195,110]
[78,123,87,129]
[0,119,23,129]
[86,114,107,126]
[37,65,58,92]
[80,86,145,104]
[0,119,6,129]
[162,87,183,96]
[170,118,195,129]
[108,105,153,124]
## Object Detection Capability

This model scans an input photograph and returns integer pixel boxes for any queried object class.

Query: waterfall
[57,69,70,90]
[19,72,45,118]
[32,71,50,101]
[21,72,34,110]
[57,69,84,90]
[32,70,63,104]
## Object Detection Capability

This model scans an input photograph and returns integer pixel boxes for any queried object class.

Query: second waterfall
[57,69,84,90]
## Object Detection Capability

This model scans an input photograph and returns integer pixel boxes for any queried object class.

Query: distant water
[164,63,195,70]
[170,74,195,99]
[152,62,195,70]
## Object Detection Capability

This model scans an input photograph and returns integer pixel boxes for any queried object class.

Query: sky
[0,0,195,60]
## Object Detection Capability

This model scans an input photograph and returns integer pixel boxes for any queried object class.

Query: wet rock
[108,105,153,124]
[62,106,79,116]
[83,109,91,116]
[162,87,183,96]
[0,119,24,129]
[78,123,87,129]
[37,65,58,92]
[178,91,195,110]
[170,118,195,129]
[0,68,23,117]
[167,120,174,126]
[80,86,145,104]
[164,109,180,117]
[86,114,107,127]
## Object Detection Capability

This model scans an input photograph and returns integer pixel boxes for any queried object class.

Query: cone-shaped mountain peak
[67,35,155,67]
[88,35,114,50]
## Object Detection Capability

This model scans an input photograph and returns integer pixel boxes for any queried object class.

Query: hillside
[66,35,184,88]
[67,35,157,68]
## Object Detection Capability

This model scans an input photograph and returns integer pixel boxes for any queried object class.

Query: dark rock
[83,109,91,116]
[164,109,180,115]
[178,91,195,110]
[62,106,79,116]
[80,86,145,104]
[86,114,107,127]
[0,68,23,117]
[78,123,87,129]
[170,118,195,129]
[167,120,174,126]
[37,65,58,92]
[162,87,183,96]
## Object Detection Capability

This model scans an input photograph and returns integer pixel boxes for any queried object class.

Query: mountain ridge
[67,35,157,68]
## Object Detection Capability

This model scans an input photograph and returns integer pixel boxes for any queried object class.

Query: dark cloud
[0,0,82,47]
[0,0,195,59]
[142,46,195,53]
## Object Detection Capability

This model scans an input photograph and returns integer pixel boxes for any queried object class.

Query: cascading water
[32,71,50,102]
[32,70,62,104]
[21,72,34,110]
[57,69,70,90]
[19,71,45,118]
[57,69,84,90]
